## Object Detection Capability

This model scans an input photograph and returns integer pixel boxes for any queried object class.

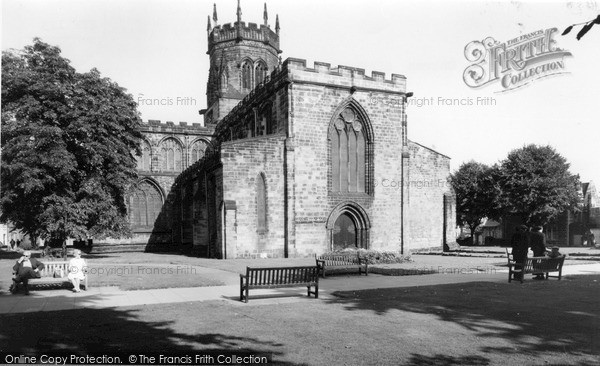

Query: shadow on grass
[404,353,490,366]
[330,275,600,359]
[0,294,298,365]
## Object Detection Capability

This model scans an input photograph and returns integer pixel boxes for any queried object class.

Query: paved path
[1,263,599,314]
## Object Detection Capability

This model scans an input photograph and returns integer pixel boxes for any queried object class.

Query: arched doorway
[333,213,357,249]
[326,202,370,251]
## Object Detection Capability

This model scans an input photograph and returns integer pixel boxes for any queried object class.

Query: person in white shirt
[68,249,87,292]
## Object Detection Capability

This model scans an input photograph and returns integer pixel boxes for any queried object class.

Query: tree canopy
[498,144,580,226]
[450,161,502,241]
[1,38,142,242]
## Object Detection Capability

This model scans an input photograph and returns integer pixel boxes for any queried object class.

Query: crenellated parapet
[283,58,406,90]
[141,120,215,134]
[208,22,280,53]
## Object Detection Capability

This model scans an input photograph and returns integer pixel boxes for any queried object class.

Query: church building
[116,2,455,258]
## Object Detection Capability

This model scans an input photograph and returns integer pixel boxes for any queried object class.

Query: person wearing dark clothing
[510,225,529,281]
[530,226,547,256]
[547,246,562,258]
[529,226,547,279]
[10,251,45,295]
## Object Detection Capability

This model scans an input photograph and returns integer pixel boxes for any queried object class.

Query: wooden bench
[13,260,89,290]
[316,253,368,278]
[506,250,565,283]
[239,266,319,303]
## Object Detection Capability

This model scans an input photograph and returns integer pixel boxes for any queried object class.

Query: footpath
[1,262,599,314]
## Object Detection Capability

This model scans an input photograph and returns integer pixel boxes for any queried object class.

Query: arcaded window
[130,181,163,228]
[330,107,367,193]
[160,138,183,172]
[241,60,252,90]
[190,140,209,165]
[137,140,152,171]
[257,173,267,233]
[254,61,268,87]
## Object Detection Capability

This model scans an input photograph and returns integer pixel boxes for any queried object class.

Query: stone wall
[220,136,287,258]
[406,140,454,250]
[285,59,408,255]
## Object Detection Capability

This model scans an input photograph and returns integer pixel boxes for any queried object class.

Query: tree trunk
[470,226,476,245]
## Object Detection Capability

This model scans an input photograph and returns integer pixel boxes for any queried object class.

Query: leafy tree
[498,144,580,226]
[450,161,502,244]
[1,38,142,245]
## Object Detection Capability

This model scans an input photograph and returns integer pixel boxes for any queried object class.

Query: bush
[322,248,412,264]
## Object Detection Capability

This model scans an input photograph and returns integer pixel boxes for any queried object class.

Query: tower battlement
[207,1,281,54]
[208,22,280,53]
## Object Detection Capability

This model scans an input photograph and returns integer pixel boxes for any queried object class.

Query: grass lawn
[0,251,319,291]
[1,249,598,292]
[0,275,598,365]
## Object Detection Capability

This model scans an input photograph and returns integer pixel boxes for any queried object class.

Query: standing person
[530,226,547,279]
[67,249,87,292]
[510,225,529,281]
[10,251,45,295]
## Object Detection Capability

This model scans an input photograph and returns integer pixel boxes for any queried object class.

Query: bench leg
[307,284,318,299]
[240,277,248,302]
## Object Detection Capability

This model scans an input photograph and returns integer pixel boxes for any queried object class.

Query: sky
[2,0,599,185]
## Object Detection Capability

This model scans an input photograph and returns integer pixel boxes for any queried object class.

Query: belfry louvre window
[241,61,252,90]
[254,62,268,87]
[330,107,366,193]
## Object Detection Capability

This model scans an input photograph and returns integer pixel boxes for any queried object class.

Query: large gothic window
[130,181,163,229]
[136,140,152,171]
[160,138,183,172]
[330,107,367,193]
[254,61,268,87]
[190,140,209,165]
[241,60,252,90]
[257,173,267,233]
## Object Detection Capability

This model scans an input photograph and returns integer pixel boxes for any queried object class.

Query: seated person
[10,251,45,295]
[67,249,87,292]
[547,246,562,258]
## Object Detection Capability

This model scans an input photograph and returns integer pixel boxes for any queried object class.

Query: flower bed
[321,248,412,264]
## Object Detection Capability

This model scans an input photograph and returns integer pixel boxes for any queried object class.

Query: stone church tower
[203,1,281,125]
[97,2,455,257]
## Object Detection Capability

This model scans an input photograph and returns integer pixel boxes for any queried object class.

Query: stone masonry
[110,3,455,257]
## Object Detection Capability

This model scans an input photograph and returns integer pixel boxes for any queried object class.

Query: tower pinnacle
[207,15,211,34]
[237,0,242,23]
[213,3,218,25]
[263,3,268,26]
[275,14,280,34]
